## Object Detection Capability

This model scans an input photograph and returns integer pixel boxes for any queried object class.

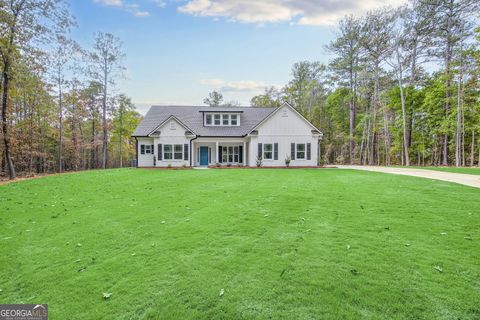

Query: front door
[200,147,209,166]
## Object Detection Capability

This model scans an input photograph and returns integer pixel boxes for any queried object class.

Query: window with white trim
[205,113,240,126]
[222,146,239,163]
[174,144,183,160]
[231,114,238,125]
[296,143,306,160]
[164,145,172,159]
[214,114,221,125]
[141,144,153,155]
[263,144,273,160]
[163,144,184,160]
[205,114,212,125]
[222,114,229,125]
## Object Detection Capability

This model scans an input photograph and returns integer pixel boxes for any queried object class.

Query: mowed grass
[414,166,480,175]
[0,169,479,320]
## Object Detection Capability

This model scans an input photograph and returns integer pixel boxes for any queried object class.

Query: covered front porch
[192,137,249,167]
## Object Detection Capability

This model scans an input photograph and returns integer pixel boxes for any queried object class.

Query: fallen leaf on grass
[131,253,136,256]
[219,288,225,297]
[161,221,166,224]
[405,243,411,247]
[434,266,443,273]
[464,236,473,240]
[440,232,447,236]
[103,292,111,299]
[76,243,82,247]
[347,245,351,250]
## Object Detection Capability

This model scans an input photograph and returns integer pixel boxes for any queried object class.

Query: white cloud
[150,0,167,8]
[93,0,152,17]
[178,0,407,26]
[221,80,270,92]
[199,78,226,86]
[94,0,124,6]
[200,78,272,93]
[134,10,151,17]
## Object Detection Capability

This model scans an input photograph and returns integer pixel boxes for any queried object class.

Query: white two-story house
[132,102,323,167]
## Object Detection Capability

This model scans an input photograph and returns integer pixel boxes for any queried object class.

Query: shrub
[285,156,291,167]
[256,156,263,167]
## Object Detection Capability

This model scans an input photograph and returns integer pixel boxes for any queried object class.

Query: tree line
[0,0,141,180]
[249,0,480,167]
[2,0,479,181]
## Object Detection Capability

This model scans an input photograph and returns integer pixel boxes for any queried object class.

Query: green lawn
[395,166,480,175]
[0,169,479,320]
[415,166,480,175]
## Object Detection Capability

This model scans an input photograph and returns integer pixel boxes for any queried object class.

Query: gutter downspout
[134,137,138,168]
[318,133,323,166]
[190,135,198,167]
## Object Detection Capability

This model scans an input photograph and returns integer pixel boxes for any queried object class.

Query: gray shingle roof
[132,105,276,137]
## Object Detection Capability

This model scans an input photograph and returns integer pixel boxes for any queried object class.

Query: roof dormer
[202,111,241,127]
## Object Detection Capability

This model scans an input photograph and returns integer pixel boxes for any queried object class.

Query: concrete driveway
[338,165,480,189]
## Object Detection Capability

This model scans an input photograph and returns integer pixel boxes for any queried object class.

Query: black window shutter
[151,145,154,154]
[218,146,222,163]
[209,148,211,163]
[141,145,145,155]
[239,146,243,163]
[291,143,295,160]
[158,144,162,160]
[274,143,278,160]
[307,143,311,160]
[258,143,262,158]
[184,144,189,161]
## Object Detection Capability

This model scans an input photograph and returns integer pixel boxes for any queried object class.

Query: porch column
[216,141,219,164]
[191,141,195,167]
[243,141,246,166]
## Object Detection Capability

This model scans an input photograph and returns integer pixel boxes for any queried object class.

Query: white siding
[137,137,154,167]
[155,118,191,167]
[248,105,320,167]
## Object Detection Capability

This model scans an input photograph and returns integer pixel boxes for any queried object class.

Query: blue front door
[200,147,209,166]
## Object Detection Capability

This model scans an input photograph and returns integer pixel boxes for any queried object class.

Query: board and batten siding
[153,118,191,167]
[137,137,155,167]
[248,105,320,167]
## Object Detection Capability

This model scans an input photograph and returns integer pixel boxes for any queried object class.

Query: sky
[69,0,405,114]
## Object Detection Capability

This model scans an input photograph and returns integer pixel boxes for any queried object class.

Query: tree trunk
[57,76,63,173]
[91,109,96,169]
[1,59,16,179]
[470,130,475,167]
[119,106,123,168]
[442,10,453,166]
[397,48,410,166]
[349,64,355,164]
[102,62,108,169]
[369,65,379,165]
